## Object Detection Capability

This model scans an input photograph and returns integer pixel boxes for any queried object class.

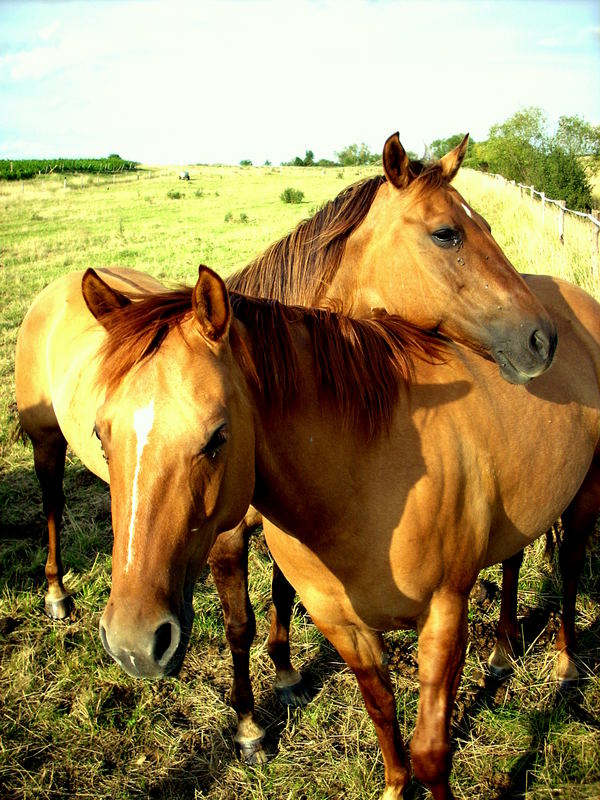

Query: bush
[166,190,183,200]
[280,187,304,204]
[473,107,594,211]
[535,147,593,212]
[224,211,250,223]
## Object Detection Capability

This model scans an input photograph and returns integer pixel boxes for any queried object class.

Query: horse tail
[9,408,29,446]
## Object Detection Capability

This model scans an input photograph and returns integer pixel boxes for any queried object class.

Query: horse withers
[29,264,597,800]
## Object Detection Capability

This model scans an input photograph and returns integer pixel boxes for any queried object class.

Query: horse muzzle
[490,318,557,385]
[99,588,194,679]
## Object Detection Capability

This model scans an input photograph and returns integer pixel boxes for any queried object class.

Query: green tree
[474,106,593,211]
[555,114,600,157]
[477,107,548,184]
[335,142,380,166]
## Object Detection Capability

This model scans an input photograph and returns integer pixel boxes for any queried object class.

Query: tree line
[281,108,599,212]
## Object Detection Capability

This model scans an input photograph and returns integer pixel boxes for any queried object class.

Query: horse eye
[201,424,228,460]
[432,227,461,248]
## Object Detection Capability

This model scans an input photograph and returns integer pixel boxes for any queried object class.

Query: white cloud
[0,0,598,162]
[38,20,60,42]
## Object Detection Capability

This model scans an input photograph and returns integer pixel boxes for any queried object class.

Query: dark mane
[230,293,445,439]
[226,175,385,304]
[225,159,449,305]
[97,286,445,440]
[98,287,194,393]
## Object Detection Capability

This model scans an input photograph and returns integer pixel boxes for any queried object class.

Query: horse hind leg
[29,426,72,619]
[553,463,600,686]
[488,549,524,677]
[268,561,311,707]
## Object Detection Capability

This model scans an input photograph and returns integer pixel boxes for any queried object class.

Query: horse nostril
[530,328,549,360]
[99,620,111,655]
[153,620,177,665]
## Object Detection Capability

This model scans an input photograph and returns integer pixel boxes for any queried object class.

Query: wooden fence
[485,172,600,278]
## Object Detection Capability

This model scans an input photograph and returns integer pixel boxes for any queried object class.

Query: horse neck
[226,176,385,308]
[321,182,388,315]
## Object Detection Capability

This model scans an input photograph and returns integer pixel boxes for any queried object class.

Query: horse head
[83,266,256,678]
[335,132,557,384]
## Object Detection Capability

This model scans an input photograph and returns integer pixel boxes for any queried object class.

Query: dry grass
[1,164,599,799]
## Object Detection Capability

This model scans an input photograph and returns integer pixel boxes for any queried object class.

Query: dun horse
[17,133,590,763]
[20,264,599,800]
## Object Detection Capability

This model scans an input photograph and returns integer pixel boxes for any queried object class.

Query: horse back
[15,268,165,477]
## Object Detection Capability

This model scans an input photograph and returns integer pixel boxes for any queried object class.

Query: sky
[0,0,599,165]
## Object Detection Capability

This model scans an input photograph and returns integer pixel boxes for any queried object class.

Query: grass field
[1,163,599,800]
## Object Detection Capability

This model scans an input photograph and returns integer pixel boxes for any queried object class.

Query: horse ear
[192,265,231,343]
[382,131,411,189]
[82,268,131,327]
[439,133,469,182]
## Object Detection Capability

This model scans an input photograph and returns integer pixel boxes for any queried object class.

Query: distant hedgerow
[280,187,304,204]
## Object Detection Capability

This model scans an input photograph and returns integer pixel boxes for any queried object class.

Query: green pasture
[0,164,599,799]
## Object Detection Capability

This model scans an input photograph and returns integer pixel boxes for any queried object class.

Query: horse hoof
[555,650,579,688]
[235,736,269,765]
[44,595,73,620]
[487,646,513,678]
[275,675,312,708]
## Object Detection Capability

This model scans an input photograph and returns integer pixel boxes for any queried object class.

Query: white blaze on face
[461,202,473,219]
[125,399,155,572]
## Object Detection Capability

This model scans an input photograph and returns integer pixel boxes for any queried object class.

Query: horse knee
[410,738,451,790]
[225,615,256,653]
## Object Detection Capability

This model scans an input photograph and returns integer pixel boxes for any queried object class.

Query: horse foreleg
[487,549,523,676]
[208,515,267,764]
[31,430,72,619]
[411,590,468,800]
[554,464,600,686]
[314,619,410,800]
[268,562,311,707]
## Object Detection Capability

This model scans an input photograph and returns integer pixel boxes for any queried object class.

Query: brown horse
[207,134,591,757]
[15,134,560,759]
[59,265,599,800]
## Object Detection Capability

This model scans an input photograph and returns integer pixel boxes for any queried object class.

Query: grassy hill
[1,164,599,800]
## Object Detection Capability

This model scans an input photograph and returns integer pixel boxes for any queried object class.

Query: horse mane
[230,293,444,439]
[97,288,195,394]
[226,175,385,304]
[225,159,450,304]
[97,286,445,440]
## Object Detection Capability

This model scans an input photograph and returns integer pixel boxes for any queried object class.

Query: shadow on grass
[452,595,600,799]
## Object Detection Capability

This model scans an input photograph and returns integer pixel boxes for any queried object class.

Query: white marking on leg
[461,202,473,219]
[126,400,155,572]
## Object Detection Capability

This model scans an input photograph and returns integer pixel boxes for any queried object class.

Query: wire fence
[485,172,600,278]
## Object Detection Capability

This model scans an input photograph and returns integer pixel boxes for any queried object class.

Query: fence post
[558,201,565,244]
[530,185,535,202]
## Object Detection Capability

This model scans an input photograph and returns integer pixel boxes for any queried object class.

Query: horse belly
[483,395,600,566]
